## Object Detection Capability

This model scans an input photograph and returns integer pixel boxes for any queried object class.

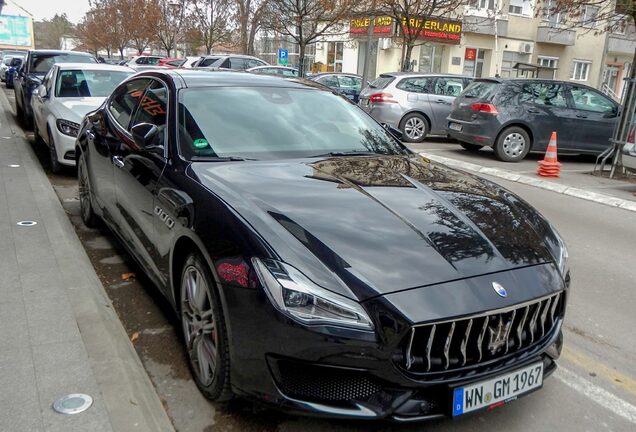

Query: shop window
[327,42,344,72]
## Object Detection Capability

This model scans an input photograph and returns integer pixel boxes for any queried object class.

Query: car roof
[29,49,94,56]
[146,69,327,90]
[202,54,260,59]
[311,72,362,78]
[54,63,135,72]
[247,65,296,70]
[474,77,582,86]
[381,72,469,78]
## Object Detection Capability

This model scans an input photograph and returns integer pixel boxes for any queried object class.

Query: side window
[433,77,465,97]
[337,76,362,91]
[220,58,231,69]
[318,75,340,88]
[519,83,567,107]
[230,57,248,70]
[569,86,615,113]
[396,77,431,93]
[108,78,151,129]
[129,80,167,148]
[246,59,263,69]
[200,58,214,67]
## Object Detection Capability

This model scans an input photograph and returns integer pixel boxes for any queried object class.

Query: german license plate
[452,362,543,416]
[449,122,462,132]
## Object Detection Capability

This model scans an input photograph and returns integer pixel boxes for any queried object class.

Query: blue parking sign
[278,49,288,65]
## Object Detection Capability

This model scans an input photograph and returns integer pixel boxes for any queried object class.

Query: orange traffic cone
[537,132,561,178]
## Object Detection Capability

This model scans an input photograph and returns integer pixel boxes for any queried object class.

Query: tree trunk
[298,43,306,78]
[403,43,415,72]
[119,47,125,60]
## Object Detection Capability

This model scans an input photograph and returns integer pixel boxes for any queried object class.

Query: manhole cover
[52,394,93,415]
[16,221,37,227]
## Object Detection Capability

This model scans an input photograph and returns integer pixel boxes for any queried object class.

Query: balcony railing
[463,15,508,37]
[536,24,575,45]
[607,35,636,55]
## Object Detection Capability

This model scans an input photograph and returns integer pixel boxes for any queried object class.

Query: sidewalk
[410,142,636,212]
[0,91,174,430]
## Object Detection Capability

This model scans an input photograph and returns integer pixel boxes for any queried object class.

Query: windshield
[30,53,97,74]
[178,87,408,160]
[55,69,133,98]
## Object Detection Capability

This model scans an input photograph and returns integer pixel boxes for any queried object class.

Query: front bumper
[50,125,77,167]
[221,263,567,420]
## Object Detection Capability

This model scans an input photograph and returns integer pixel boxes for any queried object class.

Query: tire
[460,142,483,152]
[494,126,531,162]
[400,113,429,143]
[78,155,100,228]
[48,129,63,174]
[180,253,233,402]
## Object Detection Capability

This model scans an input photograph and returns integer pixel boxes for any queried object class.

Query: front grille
[276,360,382,403]
[403,292,564,374]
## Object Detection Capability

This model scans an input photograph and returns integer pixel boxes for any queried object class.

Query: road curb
[421,152,636,213]
[0,89,175,431]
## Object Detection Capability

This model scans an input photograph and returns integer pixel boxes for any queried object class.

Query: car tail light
[369,93,397,103]
[628,125,635,144]
[471,103,498,114]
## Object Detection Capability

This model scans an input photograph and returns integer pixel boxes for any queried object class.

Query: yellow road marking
[562,345,636,397]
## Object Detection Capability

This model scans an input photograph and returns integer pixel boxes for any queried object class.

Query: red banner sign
[465,48,477,61]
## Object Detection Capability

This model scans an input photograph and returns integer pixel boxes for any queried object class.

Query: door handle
[527,108,540,114]
[435,99,446,104]
[112,155,125,168]
[576,114,588,119]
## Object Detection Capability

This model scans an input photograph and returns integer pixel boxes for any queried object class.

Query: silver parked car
[359,73,472,142]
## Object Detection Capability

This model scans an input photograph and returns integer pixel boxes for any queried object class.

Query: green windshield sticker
[193,139,209,149]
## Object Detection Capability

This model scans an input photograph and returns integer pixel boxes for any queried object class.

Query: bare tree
[234,0,270,54]
[537,0,635,175]
[156,0,188,57]
[187,0,233,54]
[265,0,358,77]
[125,0,162,55]
[378,0,465,71]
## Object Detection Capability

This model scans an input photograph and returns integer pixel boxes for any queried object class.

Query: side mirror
[383,123,403,141]
[604,106,618,118]
[131,122,162,153]
[36,85,48,99]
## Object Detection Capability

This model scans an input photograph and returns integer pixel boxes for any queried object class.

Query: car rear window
[30,53,97,74]
[369,76,394,89]
[462,81,498,99]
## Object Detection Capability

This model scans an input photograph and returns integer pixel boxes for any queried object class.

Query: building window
[501,50,531,78]
[571,60,591,81]
[509,0,532,16]
[470,0,495,10]
[581,5,599,28]
[538,56,558,69]
[613,17,627,35]
[326,42,343,72]
[542,0,565,25]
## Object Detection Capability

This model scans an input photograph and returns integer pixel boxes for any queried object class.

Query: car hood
[190,155,559,300]
[53,98,106,123]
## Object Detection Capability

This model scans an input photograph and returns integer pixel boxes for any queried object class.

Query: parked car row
[357,72,629,162]
[4,47,574,423]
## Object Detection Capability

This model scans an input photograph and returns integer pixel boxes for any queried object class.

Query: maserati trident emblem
[488,316,513,355]
[492,282,508,298]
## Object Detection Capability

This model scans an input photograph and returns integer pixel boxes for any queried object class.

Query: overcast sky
[11,0,91,23]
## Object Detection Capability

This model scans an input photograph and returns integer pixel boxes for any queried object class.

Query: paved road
[3,85,634,431]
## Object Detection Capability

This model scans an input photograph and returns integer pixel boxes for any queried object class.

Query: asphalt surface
[4,85,634,431]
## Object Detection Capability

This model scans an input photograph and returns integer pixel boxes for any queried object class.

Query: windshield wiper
[310,150,379,158]
[190,156,257,162]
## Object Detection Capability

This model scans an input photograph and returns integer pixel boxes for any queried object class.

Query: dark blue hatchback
[446,78,619,162]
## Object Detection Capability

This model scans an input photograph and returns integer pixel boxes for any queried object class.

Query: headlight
[252,258,374,331]
[56,119,80,137]
[552,226,569,277]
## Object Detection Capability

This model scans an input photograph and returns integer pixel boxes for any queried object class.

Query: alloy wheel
[404,117,426,140]
[78,160,91,222]
[181,265,218,387]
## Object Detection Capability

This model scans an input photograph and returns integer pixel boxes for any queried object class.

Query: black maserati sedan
[76,70,569,421]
